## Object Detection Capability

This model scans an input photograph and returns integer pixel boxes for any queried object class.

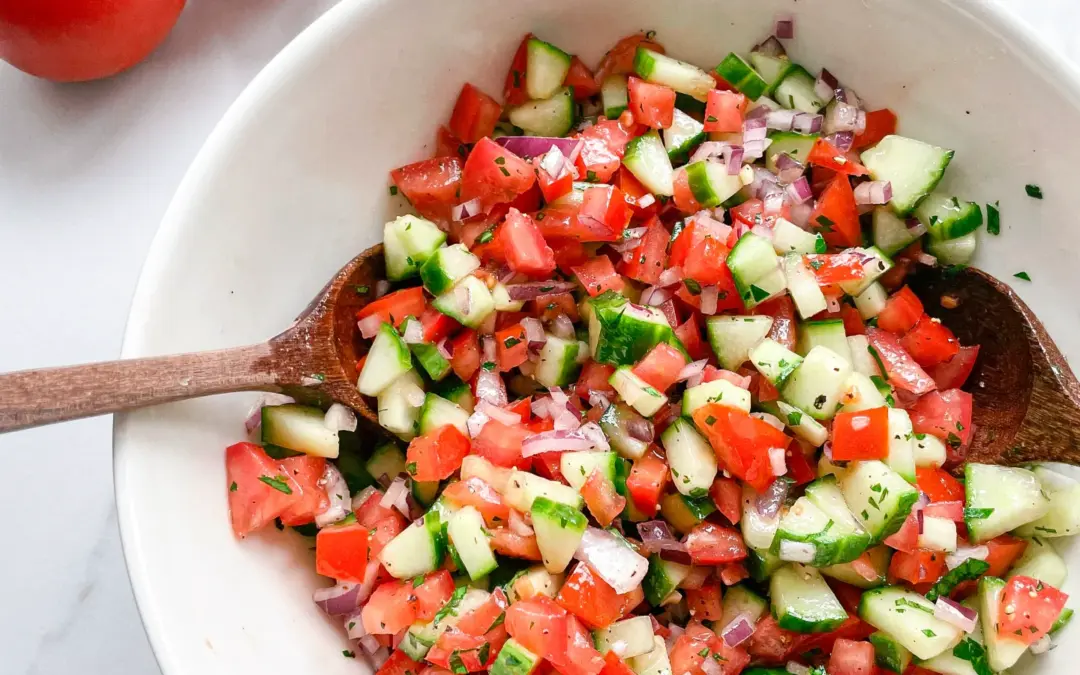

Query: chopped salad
[225,24,1076,675]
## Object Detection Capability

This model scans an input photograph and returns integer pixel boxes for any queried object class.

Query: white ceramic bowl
[115,0,1080,673]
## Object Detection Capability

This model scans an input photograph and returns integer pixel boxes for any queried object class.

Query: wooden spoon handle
[0,343,279,433]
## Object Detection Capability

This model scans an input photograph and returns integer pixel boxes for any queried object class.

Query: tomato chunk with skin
[632,342,688,393]
[505,596,569,659]
[577,185,632,242]
[618,216,668,284]
[827,638,875,675]
[277,455,328,526]
[442,477,510,527]
[573,256,627,297]
[557,614,607,675]
[807,137,869,176]
[806,253,866,285]
[314,522,370,582]
[627,76,676,129]
[556,562,644,629]
[831,407,890,460]
[866,327,937,395]
[626,452,669,515]
[225,442,302,538]
[576,361,616,400]
[357,286,427,328]
[362,580,417,634]
[406,425,471,482]
[685,522,748,565]
[676,314,711,362]
[449,328,481,381]
[927,344,979,391]
[889,549,946,585]
[900,314,960,367]
[854,109,897,150]
[916,467,965,503]
[710,477,742,524]
[576,120,636,184]
[909,388,972,447]
[462,138,536,211]
[412,570,457,621]
[565,56,600,99]
[449,83,502,144]
[491,527,542,560]
[596,33,666,82]
[692,403,788,492]
[984,535,1029,578]
[391,156,464,224]
[500,207,556,277]
[377,651,422,675]
[686,582,724,621]
[495,322,529,372]
[877,286,924,335]
[581,470,626,527]
[600,652,636,675]
[999,576,1069,645]
[703,90,747,133]
[811,173,862,248]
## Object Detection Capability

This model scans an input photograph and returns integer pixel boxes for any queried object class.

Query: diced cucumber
[854,282,888,321]
[379,511,445,578]
[448,505,498,579]
[509,87,576,137]
[765,133,819,172]
[589,292,684,367]
[420,243,480,296]
[741,481,783,550]
[400,587,491,660]
[749,50,795,97]
[593,615,656,659]
[418,393,470,436]
[526,38,572,100]
[634,48,714,101]
[412,479,441,507]
[383,215,447,281]
[818,455,848,481]
[410,339,453,381]
[773,218,826,255]
[611,366,668,417]
[683,378,752,417]
[847,335,883,379]
[662,418,717,497]
[727,232,782,305]
[506,565,565,603]
[601,75,630,118]
[493,282,525,312]
[357,322,414,396]
[917,516,957,552]
[1052,607,1074,635]
[261,404,340,459]
[623,130,675,196]
[760,400,828,447]
[885,408,917,483]
[714,52,767,100]
[838,247,894,296]
[841,372,888,413]
[774,495,867,566]
[797,319,852,364]
[460,455,512,493]
[858,586,963,660]
[504,468,583,512]
[840,460,920,543]
[918,638,985,675]
[1013,465,1080,538]
[664,108,706,163]
[491,638,541,675]
[743,266,788,308]
[914,193,983,240]
[432,375,475,413]
[913,433,947,468]
[978,577,1028,671]
[561,451,618,492]
[821,545,892,589]
[871,207,923,256]
[747,546,784,582]
[365,442,406,482]
[531,496,587,574]
[377,370,425,441]
[782,345,853,420]
[660,491,711,533]
[784,253,828,319]
[432,275,496,329]
[1008,536,1068,587]
[707,315,774,371]
[964,463,1050,543]
[599,403,652,460]
[686,160,744,207]
[749,338,803,389]
[643,554,691,606]
[535,334,581,388]
[869,631,912,674]
[773,66,827,113]
[860,135,955,216]
[721,584,769,627]
[770,564,848,633]
[629,636,673,675]
[927,231,978,266]
[805,475,872,559]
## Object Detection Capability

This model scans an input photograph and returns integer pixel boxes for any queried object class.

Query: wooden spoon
[0,245,387,433]
[906,265,1080,466]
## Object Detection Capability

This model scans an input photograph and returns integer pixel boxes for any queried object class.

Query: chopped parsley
[229,481,238,492]
[926,558,990,602]
[586,170,599,182]
[499,167,511,177]
[494,156,506,165]
[477,229,494,244]
[787,410,803,426]
[1014,271,1031,281]
[964,507,994,520]
[750,284,770,302]
[813,394,827,410]
[816,215,834,232]
[894,597,934,614]
[389,186,398,196]
[258,475,292,495]
[922,629,937,638]
[698,648,710,657]
[986,201,1000,235]
[1025,184,1043,199]
[355,285,370,295]
[503,336,521,348]
[705,415,717,426]
[482,361,496,371]
[684,279,702,295]
[406,462,418,475]
[953,638,993,675]
[343,650,356,658]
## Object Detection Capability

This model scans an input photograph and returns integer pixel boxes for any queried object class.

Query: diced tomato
[420,307,459,343]
[686,582,724,621]
[746,615,797,664]
[807,138,869,176]
[573,256,627,297]
[500,207,557,277]
[672,166,704,214]
[495,322,529,372]
[377,650,421,675]
[884,509,920,554]
[710,477,742,525]
[576,361,616,400]
[406,425,470,482]
[576,119,636,184]
[753,296,797,351]
[866,327,937,395]
[532,292,580,323]
[449,83,502,144]
[790,615,875,660]
[390,156,464,225]
[692,403,789,492]
[839,303,867,336]
[827,639,875,675]
[853,109,897,150]
[831,407,890,461]
[758,375,780,403]
[627,76,676,129]
[785,443,817,485]
[491,527,542,560]
[357,286,427,328]
[578,185,632,241]
[909,388,972,447]
[619,217,669,284]
[631,343,687,393]
[456,588,508,636]
[225,442,301,538]
[367,516,405,559]
[362,580,417,634]
[276,456,328,526]
[462,138,536,211]
[730,198,790,230]
[810,174,862,248]
[984,535,1029,578]
[626,452,669,515]
[435,126,468,160]
[600,652,636,675]
[916,467,965,503]
[556,562,643,629]
[806,252,866,285]
[667,625,717,675]
[556,615,608,675]
[998,576,1069,645]
[924,500,964,522]
[410,570,457,621]
[877,286,923,335]
[442,477,510,527]
[536,164,574,204]
[449,328,482,381]
[927,345,979,391]
[314,522,370,582]
[900,315,960,367]
[595,33,666,83]
[551,238,591,273]
[563,56,600,99]
[719,562,750,586]
[889,549,946,585]
[703,90,747,133]
[675,315,710,362]
[685,522,748,565]
[503,34,532,106]
[472,419,530,468]
[353,488,402,528]
[616,167,659,217]
[581,470,626,527]
[505,596,569,659]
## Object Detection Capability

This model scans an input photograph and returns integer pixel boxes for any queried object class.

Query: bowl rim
[111,1,1080,673]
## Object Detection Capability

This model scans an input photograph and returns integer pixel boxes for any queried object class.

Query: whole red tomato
[0,0,186,82]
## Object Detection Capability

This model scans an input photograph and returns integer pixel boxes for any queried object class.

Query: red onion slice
[656,266,683,288]
[358,315,384,339]
[1030,634,1053,654]
[854,181,893,205]
[436,338,452,360]
[325,403,358,433]
[766,109,798,132]
[690,141,728,164]
[779,541,817,563]
[475,368,508,407]
[551,314,576,340]
[466,409,490,438]
[753,36,787,58]
[314,581,362,616]
[381,477,411,517]
[495,136,581,159]
[522,316,547,353]
[588,391,611,410]
[637,521,678,551]
[934,596,978,633]
[814,69,839,105]
[477,400,522,426]
[756,478,790,519]
[452,198,483,222]
[244,393,295,434]
[641,285,673,307]
[573,528,649,594]
[539,146,571,179]
[721,615,756,647]
[506,281,577,301]
[374,280,391,298]
[521,422,608,457]
[791,113,823,134]
[344,607,367,639]
[626,417,654,443]
[677,359,708,383]
[946,544,989,570]
[785,176,813,204]
[315,463,351,527]
[547,387,582,431]
[401,318,424,344]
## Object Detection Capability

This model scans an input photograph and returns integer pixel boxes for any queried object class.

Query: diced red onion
[360,634,382,655]
[855,110,867,134]
[916,252,938,266]
[749,224,774,243]
[787,662,811,675]
[824,102,861,134]
[779,540,817,563]
[756,478,790,519]
[774,16,794,39]
[610,227,649,254]
[743,117,768,142]
[627,417,654,443]
[641,285,673,307]
[664,623,685,652]
[754,35,787,58]
[314,581,362,616]
[690,141,727,164]
[788,202,813,228]
[656,266,683,288]
[917,508,926,535]
[551,314,576,340]
[244,393,295,434]
[834,86,861,106]
[574,527,649,594]
[344,607,367,639]
[381,477,411,517]
[725,146,745,173]
[498,265,518,284]
[522,422,608,456]
[509,509,534,537]
[400,318,424,345]
[774,153,805,184]
[496,136,581,159]
[826,293,841,313]
[1030,634,1053,654]
[481,335,497,362]
[764,189,786,215]
[358,314,384,340]
[681,565,711,590]
[743,139,769,161]
[677,359,708,383]
[825,131,854,152]
[854,181,893,205]
[792,113,823,135]
[539,146,571,179]
[765,109,798,132]
[436,338,452,360]
[548,387,582,431]
[374,280,391,298]
[315,463,351,527]
[531,397,552,419]
[466,408,490,438]
[478,400,522,426]
[946,544,989,570]
[521,316,546,352]
[768,446,788,476]
[785,177,813,205]
[507,281,577,301]
[750,166,780,197]
[588,391,611,409]
[452,198,483,222]
[323,404,358,435]
[721,615,756,647]
[935,596,978,633]
[688,210,734,242]
[700,285,720,315]
[475,368,508,406]
[637,521,679,551]
[814,69,839,104]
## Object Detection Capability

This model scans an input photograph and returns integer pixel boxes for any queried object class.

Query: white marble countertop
[0,1,1073,673]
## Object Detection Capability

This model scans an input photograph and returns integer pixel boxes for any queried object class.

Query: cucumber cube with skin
[773,217,827,255]
[978,577,1029,671]
[914,192,983,240]
[781,345,853,420]
[964,463,1050,542]
[610,366,668,417]
[720,584,769,628]
[766,133,819,173]
[503,469,583,512]
[770,564,848,633]
[593,616,656,659]
[526,38,572,100]
[784,252,828,319]
[432,275,496,329]
[509,87,576,137]
[642,553,691,606]
[634,48,714,100]
[1014,465,1080,538]
[377,370,425,441]
[661,418,717,497]
[796,319,852,363]
[714,52,767,100]
[601,75,630,119]
[491,638,541,675]
[629,636,674,675]
[860,135,955,216]
[858,586,962,661]
[588,291,685,367]
[384,215,447,281]
[741,481,783,550]
[682,378,751,417]
[530,496,587,574]
[664,108,706,163]
[534,334,581,388]
[759,400,828,447]
[623,130,675,196]
[872,207,923,256]
[840,460,919,544]
[821,546,892,589]
[448,505,498,579]
[748,338,803,389]
[707,315,774,371]
[928,231,978,266]
[418,393,470,436]
[599,403,652,460]
[261,404,341,458]
[773,66,828,113]
[357,322,414,396]
[686,160,744,207]
[420,243,480,296]
[379,511,446,578]
[560,451,618,492]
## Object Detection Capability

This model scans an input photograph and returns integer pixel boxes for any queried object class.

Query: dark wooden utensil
[907,265,1080,466]
[0,245,386,433]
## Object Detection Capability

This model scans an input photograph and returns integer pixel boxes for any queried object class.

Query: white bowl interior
[115,0,1080,673]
